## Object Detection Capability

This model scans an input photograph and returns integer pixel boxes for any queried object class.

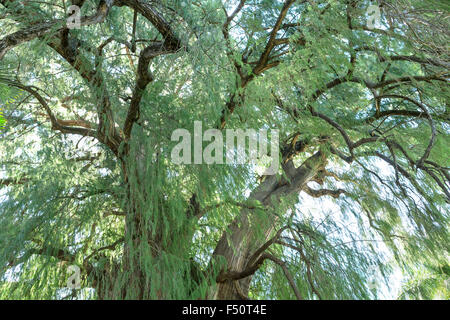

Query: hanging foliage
[0,0,448,300]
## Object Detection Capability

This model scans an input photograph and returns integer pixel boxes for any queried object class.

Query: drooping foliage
[0,0,448,300]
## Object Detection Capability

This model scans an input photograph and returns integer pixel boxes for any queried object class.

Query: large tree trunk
[210,151,327,299]
[97,150,326,300]
[98,149,198,299]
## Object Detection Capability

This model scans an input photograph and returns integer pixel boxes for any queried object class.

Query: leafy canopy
[0,0,448,300]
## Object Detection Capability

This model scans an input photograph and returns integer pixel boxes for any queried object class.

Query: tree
[0,0,448,300]
[399,263,450,300]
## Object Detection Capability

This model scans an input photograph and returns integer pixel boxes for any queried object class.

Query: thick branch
[1,79,97,139]
[303,185,346,198]
[0,0,115,60]
[119,0,182,51]
[123,42,179,139]
[252,0,296,75]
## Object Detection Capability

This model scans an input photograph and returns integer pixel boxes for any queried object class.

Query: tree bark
[95,150,326,299]
[211,151,327,299]
[108,149,198,299]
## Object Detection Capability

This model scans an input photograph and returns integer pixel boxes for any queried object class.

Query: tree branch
[123,42,179,140]
[0,0,115,60]
[303,185,346,198]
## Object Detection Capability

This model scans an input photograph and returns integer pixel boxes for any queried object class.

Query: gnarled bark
[211,151,327,299]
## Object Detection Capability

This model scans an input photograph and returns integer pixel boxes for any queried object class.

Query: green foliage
[0,110,5,130]
[0,83,9,130]
[0,0,448,300]
[400,263,450,300]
